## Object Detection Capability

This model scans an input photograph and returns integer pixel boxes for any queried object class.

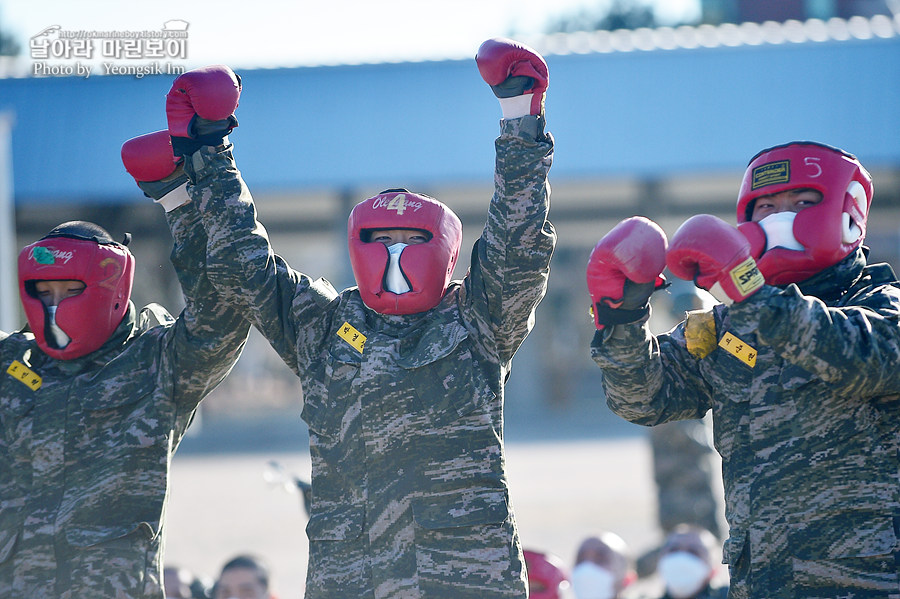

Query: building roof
[536,14,900,54]
[1,15,898,206]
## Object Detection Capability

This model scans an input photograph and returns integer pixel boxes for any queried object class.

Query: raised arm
[163,66,338,374]
[122,131,250,407]
[464,38,556,363]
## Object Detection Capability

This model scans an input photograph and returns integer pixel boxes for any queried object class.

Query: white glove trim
[498,94,534,120]
[708,281,734,306]
[155,182,191,213]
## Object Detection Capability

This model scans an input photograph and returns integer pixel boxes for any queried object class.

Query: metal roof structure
[0,15,897,207]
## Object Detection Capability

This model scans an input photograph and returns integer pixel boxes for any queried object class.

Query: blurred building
[2,16,899,431]
[703,0,894,23]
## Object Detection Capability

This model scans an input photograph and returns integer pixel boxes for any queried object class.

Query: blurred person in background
[654,525,727,599]
[587,141,900,597]
[164,566,194,599]
[212,554,276,599]
[524,548,571,599]
[165,565,212,599]
[144,34,555,598]
[571,532,636,599]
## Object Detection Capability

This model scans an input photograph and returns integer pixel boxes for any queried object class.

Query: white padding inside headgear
[841,181,867,244]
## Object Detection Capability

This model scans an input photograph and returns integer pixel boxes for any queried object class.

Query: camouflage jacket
[592,249,900,598]
[657,582,729,599]
[185,115,555,598]
[0,205,249,599]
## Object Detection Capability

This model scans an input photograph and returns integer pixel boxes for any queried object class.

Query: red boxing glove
[166,64,241,157]
[666,214,765,303]
[121,130,187,202]
[586,216,668,330]
[476,37,548,118]
[736,221,767,260]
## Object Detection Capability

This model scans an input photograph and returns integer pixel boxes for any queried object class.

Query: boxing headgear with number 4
[18,221,135,360]
[736,141,873,285]
[348,189,462,315]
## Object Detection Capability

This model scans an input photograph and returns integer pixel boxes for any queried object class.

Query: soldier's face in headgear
[347,189,463,315]
[736,141,873,285]
[18,221,135,360]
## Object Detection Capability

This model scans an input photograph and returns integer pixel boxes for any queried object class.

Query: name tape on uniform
[337,322,366,353]
[7,360,42,390]
[718,332,757,368]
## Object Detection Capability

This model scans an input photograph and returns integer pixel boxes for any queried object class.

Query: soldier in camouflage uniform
[0,171,249,598]
[161,37,555,598]
[586,141,900,598]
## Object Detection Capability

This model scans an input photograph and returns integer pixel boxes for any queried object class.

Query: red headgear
[523,549,570,599]
[736,141,873,285]
[348,189,462,315]
[18,221,135,360]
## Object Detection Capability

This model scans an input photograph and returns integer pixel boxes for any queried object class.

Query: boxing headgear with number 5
[736,141,873,285]
[348,189,463,315]
[18,221,135,360]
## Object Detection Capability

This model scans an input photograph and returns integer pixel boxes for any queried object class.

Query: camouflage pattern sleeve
[729,282,900,395]
[591,319,714,425]
[0,373,14,560]
[462,115,556,364]
[162,201,251,408]
[182,146,339,375]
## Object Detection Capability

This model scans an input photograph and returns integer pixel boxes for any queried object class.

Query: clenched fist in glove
[121,130,190,212]
[166,64,241,159]
[666,214,765,304]
[476,37,548,119]
[586,216,668,330]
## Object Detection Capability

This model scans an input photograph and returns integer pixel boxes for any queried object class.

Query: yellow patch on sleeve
[7,360,42,391]
[718,331,757,368]
[684,310,718,359]
[336,322,366,354]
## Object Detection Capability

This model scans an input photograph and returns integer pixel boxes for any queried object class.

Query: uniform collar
[792,247,867,303]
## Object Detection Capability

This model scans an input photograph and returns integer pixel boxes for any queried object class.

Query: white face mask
[758,211,803,252]
[384,242,411,294]
[571,562,616,599]
[46,305,71,348]
[658,551,712,599]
